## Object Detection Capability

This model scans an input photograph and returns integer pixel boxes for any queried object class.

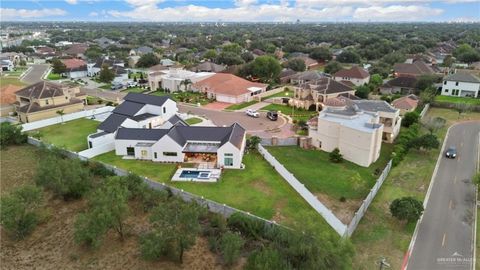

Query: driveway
[21,64,49,84]
[406,122,480,270]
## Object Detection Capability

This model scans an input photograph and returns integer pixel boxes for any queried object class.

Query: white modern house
[441,72,480,98]
[308,106,384,167]
[114,123,246,169]
[148,67,214,92]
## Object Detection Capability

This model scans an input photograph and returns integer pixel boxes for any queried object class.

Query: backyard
[261,103,318,122]
[435,95,480,105]
[351,107,480,269]
[31,118,99,152]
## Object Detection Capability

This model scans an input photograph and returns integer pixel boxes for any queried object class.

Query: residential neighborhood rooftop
[444,72,480,83]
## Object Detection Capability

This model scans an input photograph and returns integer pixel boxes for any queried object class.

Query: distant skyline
[1,0,479,22]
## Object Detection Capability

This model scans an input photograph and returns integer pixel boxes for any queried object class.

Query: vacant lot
[0,145,40,196]
[352,108,480,269]
[435,95,480,105]
[261,103,318,122]
[94,150,332,233]
[32,118,99,152]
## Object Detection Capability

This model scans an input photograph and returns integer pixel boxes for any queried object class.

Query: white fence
[258,144,347,236]
[260,137,298,146]
[345,160,392,237]
[254,86,288,101]
[419,103,430,119]
[21,106,114,132]
[78,142,115,159]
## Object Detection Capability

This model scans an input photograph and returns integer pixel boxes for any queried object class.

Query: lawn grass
[99,84,112,90]
[47,73,62,80]
[261,89,294,101]
[260,103,318,122]
[0,76,27,87]
[185,117,203,125]
[123,87,146,93]
[435,95,480,105]
[266,144,393,200]
[225,100,258,111]
[151,91,212,105]
[4,67,27,77]
[32,118,99,152]
[351,108,480,269]
[93,150,333,234]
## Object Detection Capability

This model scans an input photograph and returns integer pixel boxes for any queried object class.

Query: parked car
[111,83,124,91]
[127,80,138,87]
[267,111,278,121]
[445,146,457,159]
[245,109,259,118]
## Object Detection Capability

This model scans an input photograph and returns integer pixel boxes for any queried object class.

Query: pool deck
[172,168,222,182]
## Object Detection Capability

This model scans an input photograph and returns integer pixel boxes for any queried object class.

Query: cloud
[0,8,67,20]
[234,0,258,7]
[89,11,99,16]
[353,5,444,21]
[65,0,77,4]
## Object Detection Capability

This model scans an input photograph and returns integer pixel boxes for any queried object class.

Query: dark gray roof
[168,114,188,126]
[112,101,145,117]
[89,131,109,139]
[98,114,128,133]
[167,124,245,150]
[131,113,157,121]
[116,128,169,141]
[444,72,480,83]
[352,100,398,113]
[382,77,418,89]
[300,78,354,95]
[226,123,246,149]
[124,92,171,107]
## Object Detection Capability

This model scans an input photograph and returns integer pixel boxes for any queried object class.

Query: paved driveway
[407,122,480,270]
[21,64,49,84]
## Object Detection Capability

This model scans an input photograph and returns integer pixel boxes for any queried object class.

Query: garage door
[216,94,237,104]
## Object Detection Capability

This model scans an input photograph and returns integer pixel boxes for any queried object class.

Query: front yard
[151,91,213,105]
[31,118,99,152]
[225,100,258,111]
[184,117,203,125]
[123,87,148,93]
[261,103,318,122]
[46,72,62,80]
[435,95,480,105]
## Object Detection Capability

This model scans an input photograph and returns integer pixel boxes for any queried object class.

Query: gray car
[445,146,457,159]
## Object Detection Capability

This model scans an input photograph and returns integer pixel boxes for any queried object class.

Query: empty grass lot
[32,118,98,152]
[266,144,393,200]
[351,108,480,269]
[261,103,318,122]
[435,95,480,105]
[93,150,333,233]
[224,100,258,111]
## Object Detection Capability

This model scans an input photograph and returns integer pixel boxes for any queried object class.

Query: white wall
[152,136,184,162]
[333,76,369,86]
[88,132,115,148]
[115,139,156,156]
[442,80,480,98]
[217,141,243,169]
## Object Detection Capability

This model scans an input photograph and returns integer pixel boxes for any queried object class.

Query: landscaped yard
[435,95,480,105]
[351,107,480,269]
[93,150,333,234]
[151,91,212,105]
[261,103,318,122]
[47,72,62,80]
[225,100,258,110]
[32,118,99,152]
[4,67,27,77]
[123,87,147,93]
[184,117,203,125]
[261,89,294,100]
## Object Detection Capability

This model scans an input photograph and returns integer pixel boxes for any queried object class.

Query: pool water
[179,170,211,179]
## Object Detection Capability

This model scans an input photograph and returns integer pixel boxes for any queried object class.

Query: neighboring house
[0,84,22,116]
[148,68,214,92]
[392,94,419,115]
[34,46,56,58]
[14,81,86,123]
[393,60,434,78]
[193,73,268,104]
[63,43,89,59]
[0,59,13,71]
[289,70,325,85]
[95,37,115,49]
[350,100,401,143]
[129,46,153,56]
[441,72,480,98]
[279,68,297,84]
[60,59,88,78]
[87,58,127,83]
[114,123,246,169]
[333,66,370,86]
[128,55,140,67]
[289,77,356,111]
[160,58,176,66]
[380,77,418,95]
[308,106,384,167]
[87,92,179,148]
[190,61,226,73]
[291,56,318,70]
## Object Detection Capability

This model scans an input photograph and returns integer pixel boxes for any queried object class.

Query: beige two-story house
[14,81,86,123]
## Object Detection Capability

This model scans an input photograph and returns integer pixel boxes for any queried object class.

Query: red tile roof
[194,73,267,96]
[61,58,86,69]
[392,95,419,110]
[334,66,370,79]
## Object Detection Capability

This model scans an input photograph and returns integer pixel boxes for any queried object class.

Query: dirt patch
[0,145,40,195]
[271,199,287,223]
[315,193,362,224]
[249,180,273,195]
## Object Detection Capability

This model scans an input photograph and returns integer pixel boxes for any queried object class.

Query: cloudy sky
[1,0,479,22]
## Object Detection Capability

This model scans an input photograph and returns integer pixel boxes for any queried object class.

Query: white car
[127,80,138,87]
[245,109,259,118]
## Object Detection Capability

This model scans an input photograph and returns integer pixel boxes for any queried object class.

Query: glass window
[154,152,157,158]
[163,107,166,114]
[225,153,233,156]
[455,82,459,86]
[141,150,147,156]
[445,89,449,93]
[45,99,49,105]
[444,81,447,85]
[224,157,234,166]
[126,147,135,156]
[163,152,177,156]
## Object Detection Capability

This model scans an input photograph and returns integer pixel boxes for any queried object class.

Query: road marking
[454,176,457,184]
[442,233,446,247]
[449,200,453,209]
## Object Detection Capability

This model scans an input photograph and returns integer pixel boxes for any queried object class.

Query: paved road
[21,64,49,84]
[407,122,480,270]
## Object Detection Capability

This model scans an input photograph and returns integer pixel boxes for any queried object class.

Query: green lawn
[99,84,112,90]
[261,89,294,101]
[225,100,258,111]
[0,76,26,87]
[261,103,318,122]
[184,117,203,125]
[266,145,393,200]
[435,95,480,105]
[94,150,333,234]
[46,73,62,80]
[351,108,480,269]
[123,87,146,93]
[151,91,212,105]
[4,67,27,77]
[32,118,99,152]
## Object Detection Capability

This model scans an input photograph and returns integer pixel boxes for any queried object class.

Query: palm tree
[56,109,65,124]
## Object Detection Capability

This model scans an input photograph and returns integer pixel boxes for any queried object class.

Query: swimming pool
[172,168,222,182]
[179,170,211,179]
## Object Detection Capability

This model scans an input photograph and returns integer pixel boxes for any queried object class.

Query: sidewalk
[236,101,269,112]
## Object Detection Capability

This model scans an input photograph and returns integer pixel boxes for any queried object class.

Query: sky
[0,0,479,22]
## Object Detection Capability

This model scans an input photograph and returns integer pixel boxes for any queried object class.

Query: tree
[241,51,254,63]
[454,44,480,64]
[474,172,480,186]
[409,134,440,150]
[56,109,65,124]
[220,232,245,266]
[329,148,343,163]
[324,61,342,75]
[51,58,66,74]
[245,247,291,270]
[419,86,436,104]
[442,55,454,67]
[136,53,160,68]
[0,122,27,149]
[203,49,217,61]
[99,64,115,83]
[415,75,437,91]
[247,136,261,150]
[337,50,360,63]
[355,85,370,99]
[0,185,43,240]
[369,74,383,87]
[390,197,424,222]
[309,47,332,62]
[216,51,244,66]
[421,117,446,134]
[285,58,306,72]
[402,112,420,128]
[248,55,281,83]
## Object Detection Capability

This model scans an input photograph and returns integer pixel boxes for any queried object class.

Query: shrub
[139,231,170,260]
[139,187,168,212]
[87,161,115,177]
[390,196,424,222]
[0,185,43,240]
[0,122,27,149]
[245,247,291,270]
[220,231,245,265]
[227,212,265,240]
[402,112,420,128]
[329,148,343,163]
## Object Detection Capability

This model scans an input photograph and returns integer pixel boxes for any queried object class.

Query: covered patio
[182,142,219,168]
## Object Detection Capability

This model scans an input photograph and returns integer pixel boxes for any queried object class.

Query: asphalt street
[21,64,49,84]
[408,122,480,270]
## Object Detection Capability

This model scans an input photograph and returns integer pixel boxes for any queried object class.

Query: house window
[154,152,157,159]
[445,89,449,93]
[45,99,49,105]
[141,150,148,157]
[126,147,135,156]
[224,157,234,166]
[444,81,447,85]
[163,107,166,114]
[163,152,177,156]
[455,82,459,86]
[225,153,233,156]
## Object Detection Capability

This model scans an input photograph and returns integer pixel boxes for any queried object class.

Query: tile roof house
[393,60,434,78]
[289,70,326,85]
[190,61,226,73]
[441,71,480,98]
[60,58,88,79]
[392,94,419,115]
[193,73,268,104]
[63,43,89,59]
[333,66,370,86]
[14,81,86,123]
[0,84,22,116]
[380,77,418,95]
[289,77,356,111]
